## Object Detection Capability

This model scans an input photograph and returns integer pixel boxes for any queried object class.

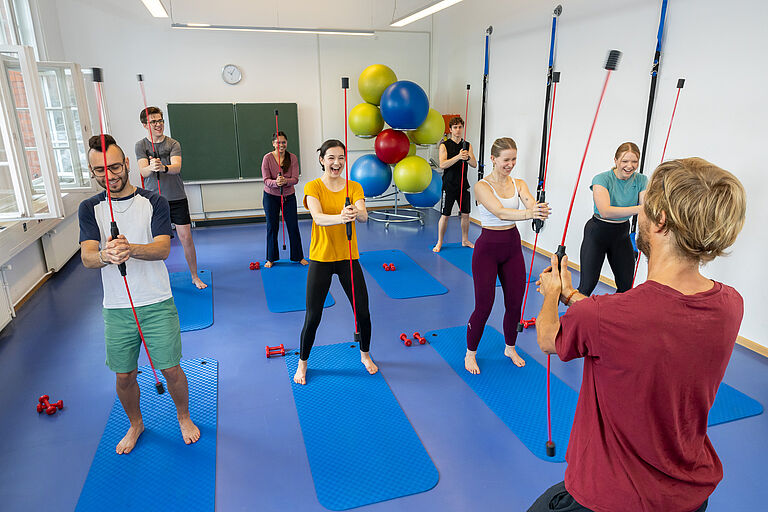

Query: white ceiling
[163,0,435,31]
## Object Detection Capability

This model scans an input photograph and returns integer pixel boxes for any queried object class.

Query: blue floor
[0,209,764,511]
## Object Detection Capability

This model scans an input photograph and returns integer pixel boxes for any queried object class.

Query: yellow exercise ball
[407,143,416,156]
[358,64,398,106]
[393,156,432,193]
[408,108,444,145]
[349,103,384,138]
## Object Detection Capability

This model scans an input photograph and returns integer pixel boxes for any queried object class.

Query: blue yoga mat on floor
[286,343,438,510]
[709,383,763,425]
[428,326,763,463]
[427,325,575,462]
[360,249,447,299]
[435,243,500,286]
[261,261,334,313]
[170,270,213,331]
[76,358,218,511]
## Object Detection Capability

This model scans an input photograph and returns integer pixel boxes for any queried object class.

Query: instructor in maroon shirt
[529,157,746,512]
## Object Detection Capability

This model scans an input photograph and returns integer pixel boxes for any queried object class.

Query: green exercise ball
[349,103,384,138]
[408,108,444,145]
[358,64,398,105]
[393,155,431,193]
[407,143,416,156]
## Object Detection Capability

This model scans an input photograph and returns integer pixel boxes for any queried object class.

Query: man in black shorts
[136,107,207,289]
[433,116,477,252]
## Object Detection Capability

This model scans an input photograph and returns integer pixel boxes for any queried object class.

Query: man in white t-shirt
[79,134,200,454]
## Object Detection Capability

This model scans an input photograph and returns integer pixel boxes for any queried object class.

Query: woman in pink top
[261,131,308,267]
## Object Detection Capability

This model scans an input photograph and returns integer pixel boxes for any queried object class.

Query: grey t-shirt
[134,136,186,201]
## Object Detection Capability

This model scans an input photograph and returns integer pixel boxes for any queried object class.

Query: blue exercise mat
[170,270,213,332]
[427,325,576,462]
[261,261,334,313]
[435,243,500,286]
[709,383,763,426]
[360,249,448,299]
[286,343,438,510]
[76,358,218,511]
[428,326,762,463]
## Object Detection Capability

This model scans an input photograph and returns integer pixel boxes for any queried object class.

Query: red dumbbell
[413,332,427,345]
[522,318,536,328]
[399,333,412,347]
[388,264,396,271]
[382,263,389,271]
[37,395,63,415]
[250,262,260,270]
[266,344,286,358]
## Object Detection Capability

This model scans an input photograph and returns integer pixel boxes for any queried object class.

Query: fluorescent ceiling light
[171,23,374,36]
[390,0,463,27]
[140,0,168,18]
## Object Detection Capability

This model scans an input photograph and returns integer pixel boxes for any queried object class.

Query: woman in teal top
[578,142,648,295]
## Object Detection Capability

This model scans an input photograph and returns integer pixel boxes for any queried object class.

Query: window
[38,63,93,189]
[0,0,39,58]
[0,45,63,219]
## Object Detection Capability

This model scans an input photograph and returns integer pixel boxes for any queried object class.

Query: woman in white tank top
[465,138,551,374]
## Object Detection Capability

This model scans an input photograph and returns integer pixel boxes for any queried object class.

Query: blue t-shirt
[590,170,648,222]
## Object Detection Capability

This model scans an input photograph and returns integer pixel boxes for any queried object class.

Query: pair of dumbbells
[399,332,426,347]
[266,344,286,358]
[36,395,63,415]
[382,263,397,271]
[249,262,260,270]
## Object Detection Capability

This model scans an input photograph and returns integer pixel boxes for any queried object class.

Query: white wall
[430,0,767,347]
[46,0,432,220]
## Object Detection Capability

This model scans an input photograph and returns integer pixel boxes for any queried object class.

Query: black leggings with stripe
[300,259,371,360]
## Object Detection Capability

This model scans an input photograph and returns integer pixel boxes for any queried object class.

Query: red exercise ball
[374,129,410,164]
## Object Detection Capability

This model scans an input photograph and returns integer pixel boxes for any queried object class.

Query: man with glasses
[136,106,207,289]
[79,134,200,454]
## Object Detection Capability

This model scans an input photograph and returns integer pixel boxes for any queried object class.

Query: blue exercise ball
[380,80,429,130]
[405,169,442,207]
[350,154,392,197]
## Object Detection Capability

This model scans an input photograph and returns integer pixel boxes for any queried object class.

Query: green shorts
[102,297,182,373]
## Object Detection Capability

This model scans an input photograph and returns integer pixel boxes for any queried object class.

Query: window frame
[0,44,63,220]
[37,61,97,191]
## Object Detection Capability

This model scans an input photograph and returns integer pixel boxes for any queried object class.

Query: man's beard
[99,173,128,194]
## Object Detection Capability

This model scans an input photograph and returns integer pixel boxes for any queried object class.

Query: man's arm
[535,254,587,354]
[81,240,107,269]
[130,235,171,260]
[467,143,478,169]
[164,155,181,175]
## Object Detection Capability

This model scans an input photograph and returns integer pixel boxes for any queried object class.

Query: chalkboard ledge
[183,178,265,185]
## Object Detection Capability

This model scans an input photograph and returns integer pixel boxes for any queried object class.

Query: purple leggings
[467,227,526,351]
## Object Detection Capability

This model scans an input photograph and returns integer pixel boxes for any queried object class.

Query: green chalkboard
[166,102,300,182]
[235,103,300,179]
[167,103,239,182]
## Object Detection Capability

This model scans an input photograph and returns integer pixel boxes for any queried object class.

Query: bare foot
[116,421,144,454]
[299,259,309,266]
[264,261,274,268]
[462,240,475,249]
[360,352,378,375]
[505,345,526,367]
[294,360,308,385]
[432,242,442,253]
[178,415,201,445]
[465,350,480,374]
[192,276,208,289]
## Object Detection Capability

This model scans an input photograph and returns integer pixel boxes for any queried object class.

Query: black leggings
[577,216,635,296]
[300,259,371,360]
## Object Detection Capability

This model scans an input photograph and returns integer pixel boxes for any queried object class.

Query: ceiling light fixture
[171,23,374,37]
[390,0,463,28]
[140,0,168,18]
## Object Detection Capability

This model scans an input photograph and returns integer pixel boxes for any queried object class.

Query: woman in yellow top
[293,139,377,385]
